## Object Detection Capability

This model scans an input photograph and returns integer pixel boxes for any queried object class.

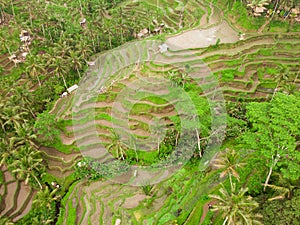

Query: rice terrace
[0,0,300,225]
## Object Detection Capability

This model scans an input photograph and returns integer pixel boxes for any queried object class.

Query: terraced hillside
[59,167,221,225]
[1,0,299,224]
[0,54,15,76]
[40,146,81,179]
[199,34,300,101]
[0,166,36,222]
[54,14,299,223]
[120,0,207,31]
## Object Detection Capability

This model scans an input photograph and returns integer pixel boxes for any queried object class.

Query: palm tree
[33,186,61,209]
[46,55,69,88]
[167,70,191,88]
[94,0,109,18]
[25,55,46,87]
[168,70,180,87]
[103,19,113,49]
[10,123,37,149]
[115,7,126,43]
[53,40,71,57]
[76,41,92,61]
[31,186,59,224]
[0,216,14,225]
[9,146,45,189]
[284,83,297,94]
[0,98,7,131]
[263,152,280,191]
[151,118,165,155]
[0,136,18,166]
[265,172,295,201]
[213,148,246,190]
[129,133,139,162]
[107,131,127,160]
[68,49,84,78]
[277,0,295,10]
[271,67,290,100]
[247,0,270,13]
[0,0,8,23]
[0,103,29,132]
[11,87,36,118]
[30,217,52,225]
[209,182,262,225]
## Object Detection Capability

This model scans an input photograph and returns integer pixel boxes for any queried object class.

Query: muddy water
[166,20,239,51]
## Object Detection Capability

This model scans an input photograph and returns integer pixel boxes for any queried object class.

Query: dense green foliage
[243,93,300,182]
[34,112,60,145]
[257,189,300,225]
[0,0,299,224]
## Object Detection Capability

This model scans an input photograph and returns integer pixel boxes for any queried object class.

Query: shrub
[257,189,300,225]
[141,184,154,196]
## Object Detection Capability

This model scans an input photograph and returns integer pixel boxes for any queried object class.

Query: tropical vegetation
[0,0,299,224]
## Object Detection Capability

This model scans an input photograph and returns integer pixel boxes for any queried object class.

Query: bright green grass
[230,2,265,30]
[142,96,168,105]
[56,180,81,225]
[0,170,3,185]
[50,137,79,154]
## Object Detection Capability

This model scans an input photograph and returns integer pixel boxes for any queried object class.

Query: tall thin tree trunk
[133,143,138,162]
[294,71,299,83]
[264,155,280,191]
[223,216,229,225]
[37,75,42,87]
[32,173,43,189]
[76,68,81,78]
[267,0,280,30]
[41,24,46,38]
[229,173,233,191]
[108,33,112,49]
[0,8,5,22]
[175,132,179,146]
[264,165,274,192]
[61,74,67,88]
[157,138,160,155]
[79,0,83,12]
[121,150,125,160]
[10,1,15,17]
[48,29,53,43]
[271,83,278,101]
[29,8,33,28]
[195,128,202,157]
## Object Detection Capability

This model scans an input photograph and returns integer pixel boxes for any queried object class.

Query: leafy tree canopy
[34,112,60,145]
[243,93,300,181]
[258,188,300,225]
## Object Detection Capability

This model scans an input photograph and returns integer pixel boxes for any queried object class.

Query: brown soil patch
[96,119,112,128]
[74,101,113,112]
[11,182,32,217]
[46,168,74,179]
[1,181,18,215]
[123,194,148,209]
[12,189,36,222]
[60,133,75,145]
[40,146,80,161]
[3,170,14,183]
[199,200,217,224]
[76,189,84,224]
[0,185,5,196]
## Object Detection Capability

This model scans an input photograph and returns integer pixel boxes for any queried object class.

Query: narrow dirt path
[258,18,271,33]
[40,146,80,161]
[60,133,75,145]
[199,200,217,225]
[198,1,209,27]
